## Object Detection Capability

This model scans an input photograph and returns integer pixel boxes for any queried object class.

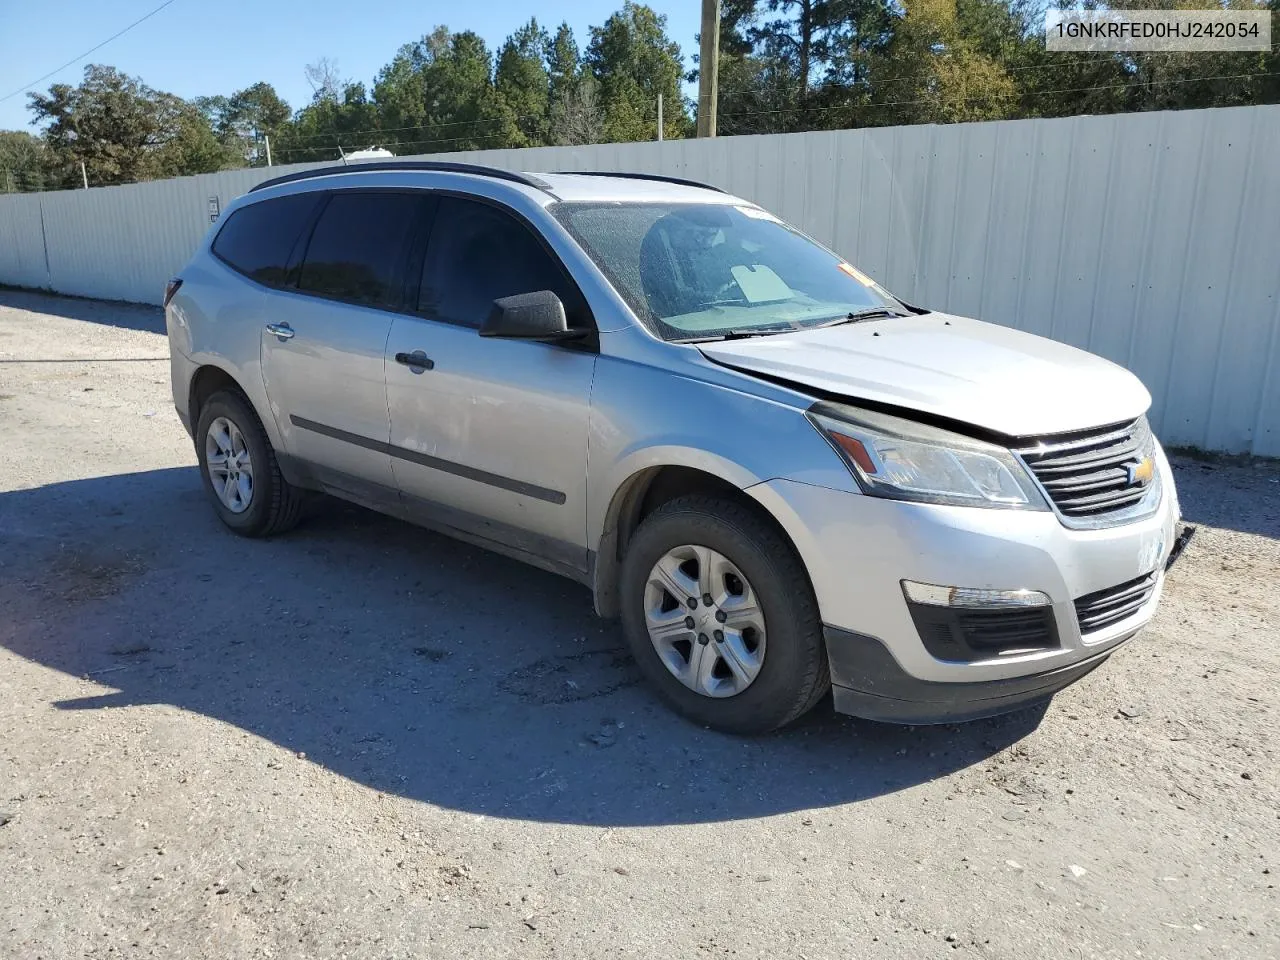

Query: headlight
[807,402,1048,510]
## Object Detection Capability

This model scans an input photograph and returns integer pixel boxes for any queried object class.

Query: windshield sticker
[731,264,794,303]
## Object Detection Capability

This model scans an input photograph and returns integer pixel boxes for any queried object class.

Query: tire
[194,389,306,537]
[619,495,830,734]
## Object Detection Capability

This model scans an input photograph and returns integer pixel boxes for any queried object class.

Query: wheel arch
[187,361,286,453]
[590,459,812,620]
[188,364,246,424]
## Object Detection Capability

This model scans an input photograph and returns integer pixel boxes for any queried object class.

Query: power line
[718,70,1280,121]
[0,0,181,105]
[275,103,662,149]
[713,50,1259,103]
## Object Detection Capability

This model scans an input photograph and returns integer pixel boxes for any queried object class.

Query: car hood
[698,312,1151,437]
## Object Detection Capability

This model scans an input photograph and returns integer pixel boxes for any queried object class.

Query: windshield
[551,201,904,340]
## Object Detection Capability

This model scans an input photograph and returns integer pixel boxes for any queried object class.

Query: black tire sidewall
[619,498,825,733]
[195,392,278,536]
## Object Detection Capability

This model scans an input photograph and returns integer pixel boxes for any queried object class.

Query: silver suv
[165,161,1189,734]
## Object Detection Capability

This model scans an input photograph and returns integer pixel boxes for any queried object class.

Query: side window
[419,197,582,329]
[298,193,423,308]
[211,193,321,287]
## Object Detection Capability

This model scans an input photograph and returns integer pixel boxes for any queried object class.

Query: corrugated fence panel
[0,193,48,289]
[2,105,1278,453]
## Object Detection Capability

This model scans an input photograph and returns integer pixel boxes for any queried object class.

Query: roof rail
[249,160,552,194]
[552,170,727,194]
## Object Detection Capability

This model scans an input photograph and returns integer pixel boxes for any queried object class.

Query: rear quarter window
[211,193,322,287]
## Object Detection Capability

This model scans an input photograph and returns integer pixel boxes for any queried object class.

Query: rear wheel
[195,390,305,537]
[619,495,829,734]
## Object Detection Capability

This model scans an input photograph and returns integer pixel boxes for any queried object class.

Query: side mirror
[479,290,584,341]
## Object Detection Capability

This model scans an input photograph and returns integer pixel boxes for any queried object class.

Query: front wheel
[619,495,830,734]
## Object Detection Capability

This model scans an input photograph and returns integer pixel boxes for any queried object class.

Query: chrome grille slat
[1025,440,1145,473]
[1074,574,1158,633]
[1016,418,1155,520]
[1053,487,1147,511]
[1038,466,1131,491]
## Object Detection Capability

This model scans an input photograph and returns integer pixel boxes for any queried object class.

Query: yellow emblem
[1127,457,1154,486]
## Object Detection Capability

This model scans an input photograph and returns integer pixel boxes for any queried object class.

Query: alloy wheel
[643,544,767,698]
[205,416,254,514]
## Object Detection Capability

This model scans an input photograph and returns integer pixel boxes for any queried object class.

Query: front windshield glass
[551,201,904,340]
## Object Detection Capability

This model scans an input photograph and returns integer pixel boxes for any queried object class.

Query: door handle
[394,350,434,372]
[265,322,295,341]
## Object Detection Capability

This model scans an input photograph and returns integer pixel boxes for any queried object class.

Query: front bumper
[824,625,1125,723]
[748,452,1182,720]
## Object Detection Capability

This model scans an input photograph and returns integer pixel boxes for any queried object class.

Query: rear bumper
[825,625,1131,724]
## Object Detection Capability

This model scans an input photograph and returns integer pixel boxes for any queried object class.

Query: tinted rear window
[211,194,321,287]
[298,193,423,308]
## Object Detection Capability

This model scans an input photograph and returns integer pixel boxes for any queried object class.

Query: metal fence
[2,105,1278,456]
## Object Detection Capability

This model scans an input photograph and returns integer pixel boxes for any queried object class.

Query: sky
[0,0,703,133]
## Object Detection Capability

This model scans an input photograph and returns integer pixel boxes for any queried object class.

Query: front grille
[1074,574,1158,634]
[1016,419,1155,521]
[908,603,1060,662]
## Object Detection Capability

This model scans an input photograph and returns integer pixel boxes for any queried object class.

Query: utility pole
[264,135,273,167]
[657,93,664,142]
[696,0,720,138]
[80,160,89,189]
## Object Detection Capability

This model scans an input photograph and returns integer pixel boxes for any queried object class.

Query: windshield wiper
[820,307,909,327]
[722,326,796,340]
[672,325,796,343]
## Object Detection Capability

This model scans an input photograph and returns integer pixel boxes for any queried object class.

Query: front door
[261,191,428,496]
[384,196,597,571]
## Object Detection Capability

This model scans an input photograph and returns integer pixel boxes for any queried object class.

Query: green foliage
[496,19,552,146]
[8,0,1278,191]
[197,81,291,165]
[0,130,47,192]
[25,64,235,188]
[587,3,691,141]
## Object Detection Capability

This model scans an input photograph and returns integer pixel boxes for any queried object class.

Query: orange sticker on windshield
[838,262,875,287]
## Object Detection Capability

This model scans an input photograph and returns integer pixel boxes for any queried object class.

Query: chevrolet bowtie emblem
[1126,457,1154,487]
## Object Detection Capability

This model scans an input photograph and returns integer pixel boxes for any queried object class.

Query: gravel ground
[1,288,1277,960]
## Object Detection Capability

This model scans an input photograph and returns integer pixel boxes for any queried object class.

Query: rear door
[261,190,428,496]
[384,195,597,570]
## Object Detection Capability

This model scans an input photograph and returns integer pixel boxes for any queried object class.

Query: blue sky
[0,0,702,132]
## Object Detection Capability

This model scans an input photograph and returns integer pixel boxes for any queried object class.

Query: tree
[866,0,1018,125]
[545,22,602,145]
[228,82,291,155]
[495,19,551,146]
[0,130,48,192]
[198,82,290,164]
[550,75,604,145]
[545,22,582,108]
[750,0,838,125]
[363,27,522,157]
[304,57,343,102]
[586,2,690,142]
[27,64,233,187]
[709,0,804,135]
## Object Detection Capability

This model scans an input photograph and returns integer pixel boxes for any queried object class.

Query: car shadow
[0,467,1046,827]
[1168,455,1279,541]
[0,286,165,335]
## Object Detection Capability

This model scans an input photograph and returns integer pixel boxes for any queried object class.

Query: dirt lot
[1,288,1277,960]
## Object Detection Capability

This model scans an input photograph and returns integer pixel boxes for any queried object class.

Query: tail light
[163,278,183,307]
